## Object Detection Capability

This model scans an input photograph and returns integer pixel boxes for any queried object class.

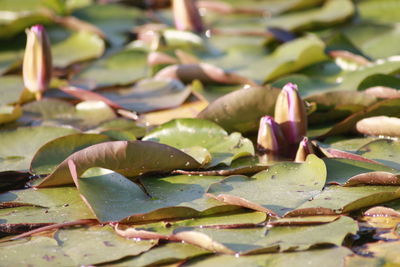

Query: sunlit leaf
[0,126,78,172]
[37,140,201,187]
[143,118,254,167]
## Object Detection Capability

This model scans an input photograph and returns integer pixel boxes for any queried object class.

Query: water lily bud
[294,137,314,162]
[172,0,204,33]
[274,83,307,144]
[23,25,52,99]
[257,116,285,154]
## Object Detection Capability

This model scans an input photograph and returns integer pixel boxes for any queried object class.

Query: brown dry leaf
[364,86,400,99]
[328,50,370,66]
[154,63,257,85]
[365,206,400,217]
[344,172,400,186]
[356,116,400,137]
[115,224,168,240]
[60,86,123,109]
[173,231,235,254]
[147,52,178,67]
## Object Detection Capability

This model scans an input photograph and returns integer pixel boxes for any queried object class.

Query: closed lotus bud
[172,0,204,33]
[274,83,307,144]
[295,137,314,162]
[23,25,52,99]
[257,116,285,154]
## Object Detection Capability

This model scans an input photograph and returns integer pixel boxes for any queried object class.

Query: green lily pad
[56,225,156,265]
[0,46,22,75]
[30,133,114,175]
[74,48,148,88]
[238,35,328,83]
[358,0,400,24]
[184,246,353,266]
[22,98,116,130]
[357,139,400,170]
[100,79,191,113]
[37,140,201,187]
[198,85,281,133]
[143,118,254,167]
[0,237,75,266]
[72,3,147,47]
[71,167,227,222]
[0,75,24,106]
[130,211,267,236]
[0,126,78,172]
[0,0,52,39]
[318,98,400,138]
[92,118,147,138]
[108,242,211,267]
[361,240,400,265]
[288,185,400,216]
[0,187,95,224]
[325,137,378,152]
[274,59,400,97]
[52,31,105,68]
[305,91,378,110]
[174,216,357,254]
[323,158,398,184]
[358,74,400,91]
[265,0,354,32]
[207,155,326,216]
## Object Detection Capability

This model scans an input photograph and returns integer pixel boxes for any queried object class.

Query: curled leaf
[356,116,400,137]
[36,140,201,187]
[344,171,400,186]
[154,63,256,85]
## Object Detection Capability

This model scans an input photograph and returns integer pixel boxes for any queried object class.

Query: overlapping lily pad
[143,118,254,167]
[0,126,78,172]
[74,48,148,88]
[37,140,201,187]
[173,216,357,254]
[207,155,326,216]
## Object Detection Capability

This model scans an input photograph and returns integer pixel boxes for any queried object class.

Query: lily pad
[0,126,78,172]
[0,237,75,266]
[287,185,400,216]
[265,0,354,32]
[207,155,326,216]
[143,118,254,167]
[238,35,328,82]
[37,140,201,187]
[0,76,24,107]
[22,98,117,130]
[70,166,228,222]
[100,79,191,113]
[72,3,147,47]
[318,98,400,138]
[357,139,400,170]
[107,242,210,267]
[184,246,353,267]
[198,85,281,133]
[174,216,357,254]
[74,48,148,88]
[323,158,398,184]
[52,31,105,68]
[56,225,156,265]
[0,187,95,225]
[30,133,114,175]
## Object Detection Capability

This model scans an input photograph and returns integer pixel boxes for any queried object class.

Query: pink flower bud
[294,137,314,162]
[23,25,52,98]
[172,0,204,33]
[257,115,285,154]
[274,83,307,144]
